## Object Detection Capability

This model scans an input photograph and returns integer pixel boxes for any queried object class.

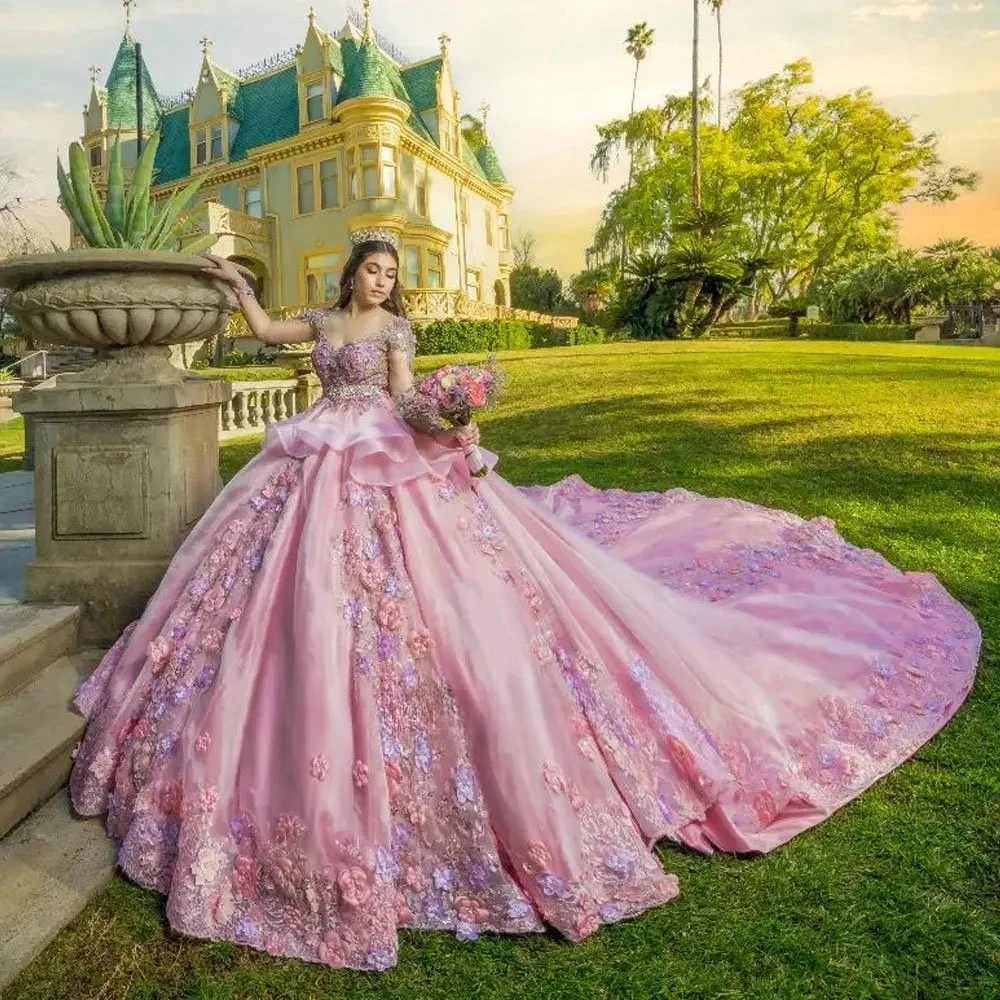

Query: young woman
[69,230,979,972]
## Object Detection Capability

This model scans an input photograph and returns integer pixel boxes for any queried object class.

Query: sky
[0,0,997,276]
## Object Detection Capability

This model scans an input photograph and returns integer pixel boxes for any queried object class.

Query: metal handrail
[0,350,48,378]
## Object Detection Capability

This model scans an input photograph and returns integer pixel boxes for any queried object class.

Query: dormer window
[211,124,224,160]
[305,82,324,122]
[194,121,226,168]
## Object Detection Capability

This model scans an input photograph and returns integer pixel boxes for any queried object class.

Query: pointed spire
[361,0,373,42]
[122,0,136,39]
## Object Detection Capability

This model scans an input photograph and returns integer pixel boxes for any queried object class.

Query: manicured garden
[8,340,999,1000]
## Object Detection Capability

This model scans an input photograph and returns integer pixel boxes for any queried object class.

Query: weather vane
[438,33,451,56]
[479,102,490,133]
[123,0,136,32]
[200,36,213,57]
[362,0,373,39]
[88,64,102,85]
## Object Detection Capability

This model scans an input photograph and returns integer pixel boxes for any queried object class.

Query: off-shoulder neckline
[315,312,404,352]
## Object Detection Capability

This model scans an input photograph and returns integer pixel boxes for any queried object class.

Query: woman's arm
[201,254,315,345]
[387,323,479,450]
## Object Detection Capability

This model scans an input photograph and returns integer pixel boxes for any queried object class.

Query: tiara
[351,228,400,251]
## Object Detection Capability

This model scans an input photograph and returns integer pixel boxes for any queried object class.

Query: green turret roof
[337,36,396,103]
[105,33,162,131]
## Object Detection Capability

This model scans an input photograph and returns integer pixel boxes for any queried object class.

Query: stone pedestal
[981,322,1000,346]
[915,316,944,343]
[15,350,231,646]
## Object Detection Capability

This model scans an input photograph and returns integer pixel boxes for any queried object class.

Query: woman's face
[353,252,397,307]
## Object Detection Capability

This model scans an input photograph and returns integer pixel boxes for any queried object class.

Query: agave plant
[56,132,216,254]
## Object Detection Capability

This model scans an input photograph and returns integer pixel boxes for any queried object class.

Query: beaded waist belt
[322,385,389,403]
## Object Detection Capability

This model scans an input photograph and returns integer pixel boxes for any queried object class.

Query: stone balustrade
[219,380,300,438]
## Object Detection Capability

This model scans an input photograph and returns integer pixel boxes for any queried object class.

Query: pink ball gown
[69,315,979,971]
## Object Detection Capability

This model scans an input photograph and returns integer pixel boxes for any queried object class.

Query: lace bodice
[300,310,416,400]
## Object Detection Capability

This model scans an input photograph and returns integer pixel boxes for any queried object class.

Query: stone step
[0,788,116,992]
[0,650,101,840]
[0,605,79,702]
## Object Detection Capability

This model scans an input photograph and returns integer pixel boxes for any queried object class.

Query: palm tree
[621,22,655,274]
[707,0,725,128]
[691,0,702,209]
[626,23,655,122]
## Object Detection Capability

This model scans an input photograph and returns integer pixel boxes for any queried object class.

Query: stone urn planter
[0,250,244,644]
[0,249,240,383]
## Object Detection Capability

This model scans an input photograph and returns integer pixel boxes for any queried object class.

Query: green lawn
[9,340,1000,1000]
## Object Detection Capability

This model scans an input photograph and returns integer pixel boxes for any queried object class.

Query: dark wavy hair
[336,240,407,317]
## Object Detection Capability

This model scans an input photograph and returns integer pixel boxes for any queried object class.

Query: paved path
[0,472,33,605]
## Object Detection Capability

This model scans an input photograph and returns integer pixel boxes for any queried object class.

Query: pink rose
[406,801,427,826]
[542,762,566,796]
[573,911,600,938]
[157,780,183,816]
[200,629,225,653]
[232,856,260,898]
[337,867,372,907]
[274,812,305,846]
[318,930,348,965]
[310,754,330,782]
[455,896,490,924]
[524,840,552,874]
[352,761,370,788]
[407,628,433,659]
[359,563,384,592]
[386,761,404,799]
[377,599,402,630]
[199,786,220,812]
[403,864,426,891]
[147,636,171,671]
[374,508,396,531]
[202,586,227,614]
[752,789,778,826]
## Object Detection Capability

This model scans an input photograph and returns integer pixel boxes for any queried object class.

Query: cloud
[852,0,985,19]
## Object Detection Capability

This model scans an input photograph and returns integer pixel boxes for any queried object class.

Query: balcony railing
[187,202,272,253]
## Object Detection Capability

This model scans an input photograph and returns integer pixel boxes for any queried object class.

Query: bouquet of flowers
[416,360,503,477]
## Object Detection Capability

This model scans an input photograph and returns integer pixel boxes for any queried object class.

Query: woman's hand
[200,254,249,289]
[434,422,481,450]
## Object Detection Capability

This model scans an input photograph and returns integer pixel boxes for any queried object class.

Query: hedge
[806,323,916,342]
[710,320,915,342]
[412,319,606,356]
[193,366,297,382]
